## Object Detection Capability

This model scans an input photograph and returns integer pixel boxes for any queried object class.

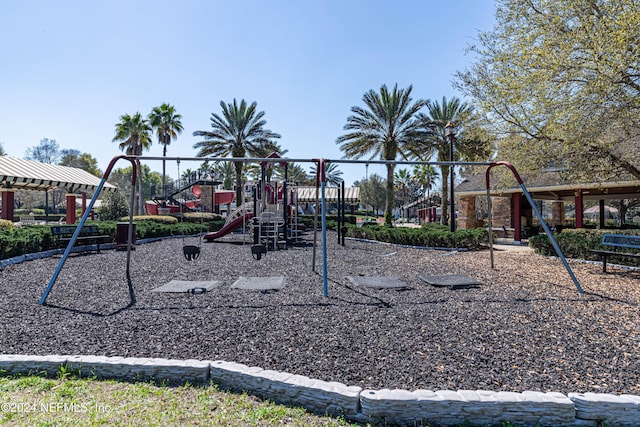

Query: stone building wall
[457,196,477,229]
[491,196,512,229]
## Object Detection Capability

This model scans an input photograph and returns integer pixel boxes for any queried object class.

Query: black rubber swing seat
[183,245,201,261]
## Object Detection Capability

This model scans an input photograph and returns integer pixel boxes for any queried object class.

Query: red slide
[203,212,254,241]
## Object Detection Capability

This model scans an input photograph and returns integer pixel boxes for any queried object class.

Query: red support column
[1,189,16,221]
[575,190,584,228]
[513,193,522,243]
[66,194,77,224]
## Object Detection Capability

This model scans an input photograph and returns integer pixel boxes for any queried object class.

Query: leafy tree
[417,97,490,225]
[309,163,343,187]
[109,165,162,212]
[149,103,183,202]
[358,173,387,215]
[59,149,102,176]
[456,0,640,181]
[193,99,281,207]
[112,112,152,214]
[0,142,5,156]
[99,190,129,221]
[25,138,60,164]
[337,84,428,225]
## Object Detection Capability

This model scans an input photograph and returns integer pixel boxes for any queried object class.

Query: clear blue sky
[0,0,496,186]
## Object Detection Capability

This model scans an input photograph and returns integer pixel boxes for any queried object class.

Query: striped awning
[295,186,360,202]
[0,156,116,193]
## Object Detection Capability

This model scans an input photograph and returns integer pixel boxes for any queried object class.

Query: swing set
[38,155,584,306]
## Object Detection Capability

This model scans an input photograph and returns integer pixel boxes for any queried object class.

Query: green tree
[417,97,488,225]
[412,164,438,201]
[273,162,313,186]
[0,142,5,156]
[309,163,343,187]
[149,103,183,203]
[213,161,236,190]
[456,0,640,181]
[193,99,281,207]
[358,174,387,216]
[109,165,162,210]
[337,84,428,225]
[59,149,102,176]
[99,190,129,221]
[112,112,152,214]
[394,168,413,211]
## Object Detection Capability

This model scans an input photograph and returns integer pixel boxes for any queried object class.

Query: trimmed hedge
[0,219,225,261]
[529,229,640,267]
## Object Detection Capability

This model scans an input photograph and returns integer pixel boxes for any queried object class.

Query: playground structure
[144,170,235,215]
[39,155,585,306]
[201,155,306,260]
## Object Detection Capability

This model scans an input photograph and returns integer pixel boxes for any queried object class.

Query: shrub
[100,191,129,221]
[0,219,14,232]
[529,229,640,267]
[118,215,178,225]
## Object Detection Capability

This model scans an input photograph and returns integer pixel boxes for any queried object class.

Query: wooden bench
[589,233,640,272]
[50,225,111,254]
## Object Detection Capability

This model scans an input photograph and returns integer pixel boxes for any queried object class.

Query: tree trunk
[162,144,167,206]
[234,161,243,211]
[440,165,449,225]
[384,163,394,226]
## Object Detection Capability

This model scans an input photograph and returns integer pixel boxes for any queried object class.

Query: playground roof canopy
[0,156,116,193]
[296,186,360,202]
[456,172,640,201]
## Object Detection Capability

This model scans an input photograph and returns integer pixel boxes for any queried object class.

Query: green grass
[0,373,363,426]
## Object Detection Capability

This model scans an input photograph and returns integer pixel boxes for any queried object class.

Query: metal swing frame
[176,159,203,262]
[39,155,585,306]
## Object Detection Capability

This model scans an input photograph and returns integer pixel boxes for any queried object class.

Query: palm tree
[336,84,428,225]
[394,168,413,216]
[412,164,438,202]
[309,163,343,187]
[273,162,312,186]
[112,112,152,214]
[213,161,236,190]
[149,103,183,204]
[193,99,281,207]
[417,97,474,226]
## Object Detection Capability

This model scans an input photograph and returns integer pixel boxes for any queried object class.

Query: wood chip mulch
[1,231,639,395]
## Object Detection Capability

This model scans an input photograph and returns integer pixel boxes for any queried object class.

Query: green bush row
[342,223,487,250]
[529,229,640,267]
[0,219,225,260]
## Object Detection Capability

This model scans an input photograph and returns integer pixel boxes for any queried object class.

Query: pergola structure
[456,172,640,242]
[0,156,116,223]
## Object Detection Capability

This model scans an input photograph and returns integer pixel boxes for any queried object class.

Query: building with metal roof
[0,156,116,222]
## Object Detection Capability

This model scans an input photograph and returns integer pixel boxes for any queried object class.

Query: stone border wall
[1,354,639,426]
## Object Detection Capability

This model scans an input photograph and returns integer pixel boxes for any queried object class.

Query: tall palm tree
[336,84,428,225]
[309,162,343,187]
[193,99,281,207]
[112,112,152,214]
[412,164,438,202]
[149,103,183,204]
[394,168,413,213]
[417,97,474,226]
